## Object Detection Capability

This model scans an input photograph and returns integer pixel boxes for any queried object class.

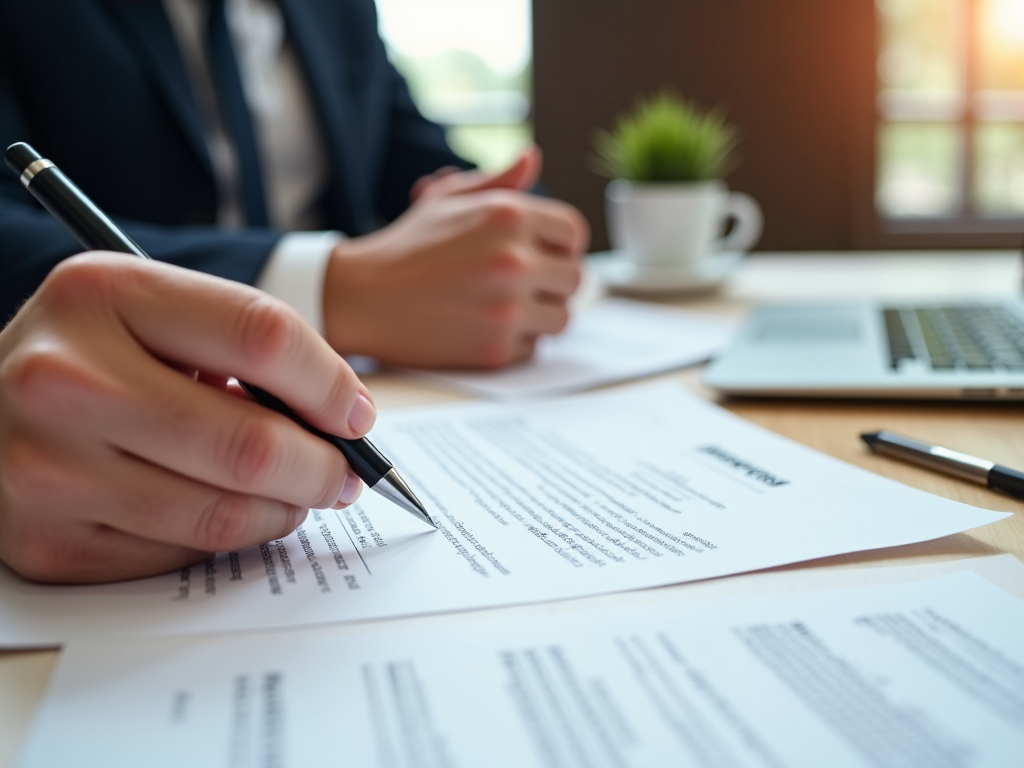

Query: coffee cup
[605,179,763,278]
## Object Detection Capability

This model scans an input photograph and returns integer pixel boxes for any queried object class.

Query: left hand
[322,146,590,369]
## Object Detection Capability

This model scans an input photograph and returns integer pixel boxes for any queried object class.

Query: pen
[5,141,436,529]
[860,429,1024,500]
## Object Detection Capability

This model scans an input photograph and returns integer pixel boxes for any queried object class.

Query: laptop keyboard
[884,305,1024,371]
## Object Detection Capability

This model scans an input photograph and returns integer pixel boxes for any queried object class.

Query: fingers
[0,254,377,584]
[419,145,543,201]
[78,532,207,584]
[410,165,463,202]
[88,451,313,554]
[0,423,361,583]
[88,367,354,510]
[321,168,591,369]
[5,524,210,585]
[523,196,591,257]
[12,355,351,511]
[510,335,539,364]
[18,255,365,509]
[530,254,582,299]
[71,254,374,439]
[0,442,200,583]
[472,187,588,260]
[522,301,570,336]
[66,532,206,584]
[472,144,542,194]
[6,438,310,556]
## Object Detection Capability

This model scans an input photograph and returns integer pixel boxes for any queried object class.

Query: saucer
[587,250,745,294]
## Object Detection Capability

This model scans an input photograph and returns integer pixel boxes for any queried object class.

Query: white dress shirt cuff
[255,231,341,334]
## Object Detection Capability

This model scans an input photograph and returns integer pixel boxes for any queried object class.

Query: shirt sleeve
[254,230,341,334]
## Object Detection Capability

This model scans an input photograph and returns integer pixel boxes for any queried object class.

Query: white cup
[605,179,763,276]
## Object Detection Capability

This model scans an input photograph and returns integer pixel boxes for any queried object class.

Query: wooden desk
[2,251,1022,766]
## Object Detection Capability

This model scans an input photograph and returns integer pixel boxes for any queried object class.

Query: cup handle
[719,192,763,253]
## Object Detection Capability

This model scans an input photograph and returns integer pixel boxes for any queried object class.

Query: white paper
[0,384,1007,647]
[403,299,735,399]
[17,570,1024,768]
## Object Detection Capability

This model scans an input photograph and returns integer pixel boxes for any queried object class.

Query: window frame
[875,0,1024,235]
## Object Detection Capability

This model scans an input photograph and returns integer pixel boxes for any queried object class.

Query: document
[0,384,1006,647]
[17,571,1024,768]
[403,298,735,399]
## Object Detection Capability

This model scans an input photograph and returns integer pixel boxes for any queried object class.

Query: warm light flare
[983,0,1024,48]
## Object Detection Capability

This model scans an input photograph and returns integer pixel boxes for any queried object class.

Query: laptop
[704,276,1024,400]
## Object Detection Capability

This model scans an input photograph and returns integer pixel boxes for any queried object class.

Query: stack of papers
[6,383,1020,767]
[17,560,1024,767]
[0,384,1005,646]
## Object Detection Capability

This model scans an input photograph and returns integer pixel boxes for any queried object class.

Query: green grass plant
[593,92,740,182]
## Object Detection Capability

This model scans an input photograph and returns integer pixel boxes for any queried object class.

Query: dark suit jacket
[0,0,467,321]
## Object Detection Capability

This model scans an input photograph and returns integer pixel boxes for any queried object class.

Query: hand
[409,165,463,203]
[0,253,375,583]
[323,146,590,368]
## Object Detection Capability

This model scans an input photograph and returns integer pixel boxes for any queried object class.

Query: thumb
[461,144,542,194]
[425,145,542,200]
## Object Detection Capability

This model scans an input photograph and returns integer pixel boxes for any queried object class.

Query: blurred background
[375,0,533,172]
[378,0,1024,251]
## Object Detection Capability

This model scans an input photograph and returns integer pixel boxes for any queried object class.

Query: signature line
[334,509,373,576]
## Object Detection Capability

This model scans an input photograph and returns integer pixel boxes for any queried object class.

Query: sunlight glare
[984,0,1024,48]
[375,0,531,75]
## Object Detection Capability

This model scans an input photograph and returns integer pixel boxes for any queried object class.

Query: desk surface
[3,250,1022,765]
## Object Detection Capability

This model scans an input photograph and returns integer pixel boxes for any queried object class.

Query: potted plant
[593,92,762,285]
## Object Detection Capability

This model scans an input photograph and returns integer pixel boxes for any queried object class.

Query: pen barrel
[21,166,148,258]
[322,433,393,486]
[868,431,993,484]
[239,382,393,485]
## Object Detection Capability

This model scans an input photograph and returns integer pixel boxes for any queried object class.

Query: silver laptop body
[703,299,1024,400]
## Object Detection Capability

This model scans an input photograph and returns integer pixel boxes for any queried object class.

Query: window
[876,0,1024,229]
[374,0,533,171]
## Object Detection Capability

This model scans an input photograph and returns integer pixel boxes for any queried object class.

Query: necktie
[207,0,269,227]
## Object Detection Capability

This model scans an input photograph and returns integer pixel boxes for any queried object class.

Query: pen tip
[860,432,880,448]
[373,469,438,529]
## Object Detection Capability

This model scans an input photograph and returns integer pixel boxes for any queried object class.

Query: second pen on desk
[861,429,1024,500]
[5,141,435,528]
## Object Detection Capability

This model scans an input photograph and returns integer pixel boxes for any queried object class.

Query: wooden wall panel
[534,0,1022,251]
[532,0,871,252]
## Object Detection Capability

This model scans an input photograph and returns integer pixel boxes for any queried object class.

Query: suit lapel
[103,0,213,178]
[278,0,371,233]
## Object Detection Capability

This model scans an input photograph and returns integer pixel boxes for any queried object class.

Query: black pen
[5,142,435,528]
[861,429,1024,500]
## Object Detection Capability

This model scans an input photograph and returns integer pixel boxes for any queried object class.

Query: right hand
[0,253,375,584]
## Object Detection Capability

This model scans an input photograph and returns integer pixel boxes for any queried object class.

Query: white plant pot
[605,179,763,276]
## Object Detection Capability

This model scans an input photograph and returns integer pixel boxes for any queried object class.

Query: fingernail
[336,472,363,507]
[347,393,376,435]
